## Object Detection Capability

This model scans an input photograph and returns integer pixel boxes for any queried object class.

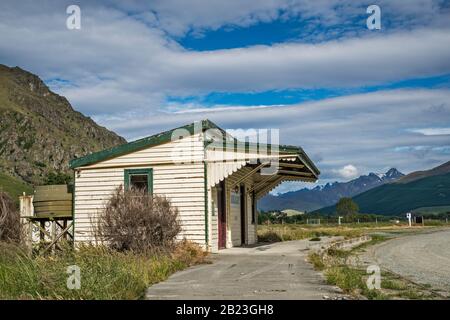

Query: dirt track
[366,228,450,292]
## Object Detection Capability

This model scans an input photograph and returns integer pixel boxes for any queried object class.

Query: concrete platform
[146,238,345,300]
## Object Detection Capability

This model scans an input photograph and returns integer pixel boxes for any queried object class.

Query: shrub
[44,171,72,185]
[0,191,22,243]
[336,197,359,216]
[96,187,181,252]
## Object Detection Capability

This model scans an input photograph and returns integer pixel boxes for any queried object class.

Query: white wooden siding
[74,134,207,246]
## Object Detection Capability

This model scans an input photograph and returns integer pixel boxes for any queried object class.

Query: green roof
[69,119,220,169]
[69,119,320,176]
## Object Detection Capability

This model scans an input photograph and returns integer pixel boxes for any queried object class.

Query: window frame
[124,168,153,194]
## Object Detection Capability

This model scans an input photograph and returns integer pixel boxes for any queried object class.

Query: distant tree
[336,197,359,216]
[44,171,72,185]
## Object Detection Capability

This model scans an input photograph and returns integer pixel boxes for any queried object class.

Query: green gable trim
[70,119,221,169]
[124,168,153,194]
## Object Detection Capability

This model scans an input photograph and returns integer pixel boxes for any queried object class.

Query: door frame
[240,184,247,245]
[217,180,226,249]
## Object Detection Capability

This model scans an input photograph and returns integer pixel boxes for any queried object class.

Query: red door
[217,180,226,249]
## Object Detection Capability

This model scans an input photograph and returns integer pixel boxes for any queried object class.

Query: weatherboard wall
[73,134,207,246]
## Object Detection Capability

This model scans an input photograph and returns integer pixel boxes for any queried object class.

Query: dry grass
[0,240,208,300]
[0,191,22,243]
[257,222,444,243]
[258,224,365,242]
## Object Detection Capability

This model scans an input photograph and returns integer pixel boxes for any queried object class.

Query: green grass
[0,241,207,300]
[325,266,388,299]
[308,252,325,271]
[0,172,33,204]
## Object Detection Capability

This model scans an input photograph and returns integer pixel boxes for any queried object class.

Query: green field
[0,172,33,203]
[413,206,450,215]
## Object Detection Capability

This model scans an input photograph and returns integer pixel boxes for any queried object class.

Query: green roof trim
[69,119,221,169]
[69,119,320,177]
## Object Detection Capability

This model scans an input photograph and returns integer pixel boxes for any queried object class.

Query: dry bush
[172,240,209,266]
[96,187,181,252]
[0,191,22,243]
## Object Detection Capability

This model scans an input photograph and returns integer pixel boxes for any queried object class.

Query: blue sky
[0,0,449,193]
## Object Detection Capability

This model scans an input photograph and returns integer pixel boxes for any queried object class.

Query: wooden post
[19,193,34,252]
[51,220,56,254]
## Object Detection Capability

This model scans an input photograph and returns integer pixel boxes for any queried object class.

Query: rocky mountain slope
[315,161,450,215]
[259,168,404,212]
[0,64,126,186]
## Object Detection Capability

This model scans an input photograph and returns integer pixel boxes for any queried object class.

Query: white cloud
[335,165,359,179]
[0,1,449,187]
[107,0,450,37]
[96,89,450,183]
[0,2,449,117]
[409,128,450,136]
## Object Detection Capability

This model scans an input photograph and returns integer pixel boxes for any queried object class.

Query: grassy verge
[0,240,208,300]
[308,236,441,300]
[258,224,365,242]
[257,222,447,243]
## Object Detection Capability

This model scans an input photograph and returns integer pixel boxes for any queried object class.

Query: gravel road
[365,228,450,292]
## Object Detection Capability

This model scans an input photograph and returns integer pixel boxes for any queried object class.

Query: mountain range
[258,168,404,212]
[0,64,125,197]
[316,161,450,215]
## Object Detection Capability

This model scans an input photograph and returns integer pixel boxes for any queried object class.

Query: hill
[315,165,450,215]
[396,160,450,183]
[259,168,404,212]
[0,172,33,202]
[0,64,126,189]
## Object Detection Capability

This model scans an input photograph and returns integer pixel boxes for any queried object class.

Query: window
[124,169,153,194]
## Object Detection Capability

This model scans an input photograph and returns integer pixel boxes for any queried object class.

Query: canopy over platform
[205,139,319,199]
